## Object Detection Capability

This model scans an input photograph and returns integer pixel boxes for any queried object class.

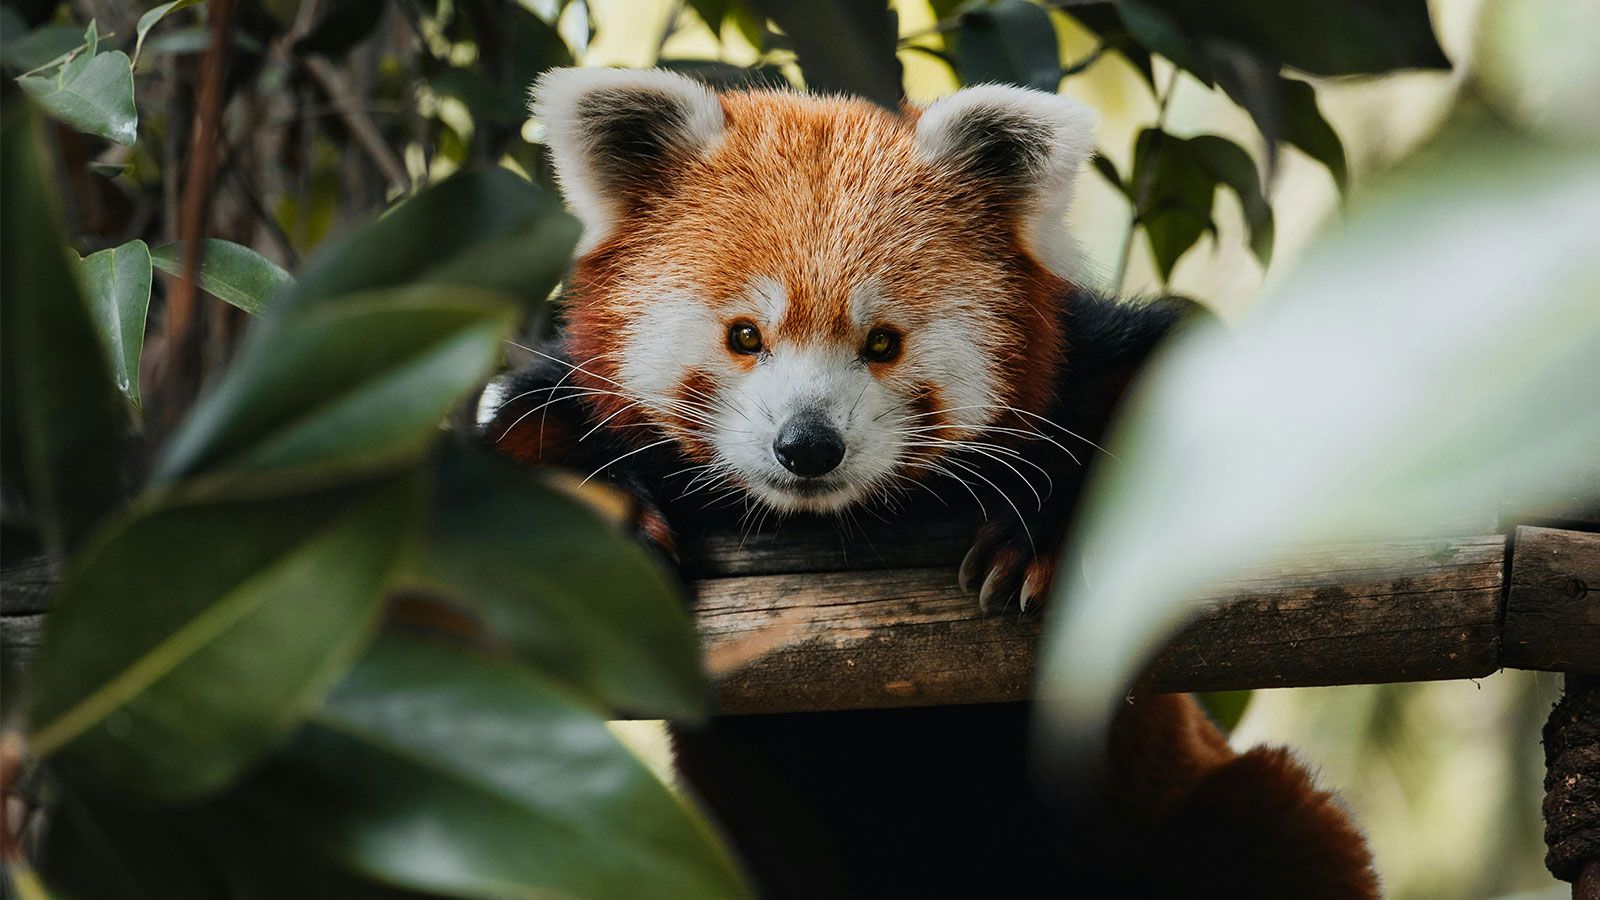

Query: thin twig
[148,0,236,426]
[303,55,410,195]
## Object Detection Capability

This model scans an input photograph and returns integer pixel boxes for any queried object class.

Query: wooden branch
[1504,526,1600,674]
[694,534,1508,714]
[3,516,1594,714]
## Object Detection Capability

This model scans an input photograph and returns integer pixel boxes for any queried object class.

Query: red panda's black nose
[773,414,845,478]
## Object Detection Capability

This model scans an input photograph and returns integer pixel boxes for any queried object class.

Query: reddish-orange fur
[564,92,1067,444]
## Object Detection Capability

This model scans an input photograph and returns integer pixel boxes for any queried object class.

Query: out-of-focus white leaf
[1036,133,1600,761]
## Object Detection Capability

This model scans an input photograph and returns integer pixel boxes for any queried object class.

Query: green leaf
[413,441,706,719]
[0,101,127,556]
[258,634,751,899]
[1198,690,1253,733]
[749,0,903,109]
[154,289,519,491]
[17,23,137,145]
[1038,132,1600,758]
[78,239,152,406]
[1090,152,1128,198]
[1280,76,1348,191]
[955,0,1060,92]
[658,59,793,91]
[1130,129,1217,282]
[1118,0,1449,77]
[0,23,85,72]
[156,170,579,489]
[151,238,292,314]
[28,478,418,800]
[1065,4,1154,86]
[289,168,578,310]
[132,0,205,68]
[1187,134,1274,267]
[38,769,440,898]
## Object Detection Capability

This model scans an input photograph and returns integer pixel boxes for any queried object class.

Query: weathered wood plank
[1503,527,1600,674]
[695,535,1507,714]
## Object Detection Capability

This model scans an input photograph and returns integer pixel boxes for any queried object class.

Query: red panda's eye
[728,322,763,355]
[862,328,900,363]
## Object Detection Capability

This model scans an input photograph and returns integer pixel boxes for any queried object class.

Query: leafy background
[2,1,1597,898]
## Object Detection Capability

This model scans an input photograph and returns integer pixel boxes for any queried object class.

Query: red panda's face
[535,71,1096,512]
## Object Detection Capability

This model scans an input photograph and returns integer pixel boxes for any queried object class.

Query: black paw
[958,515,1060,614]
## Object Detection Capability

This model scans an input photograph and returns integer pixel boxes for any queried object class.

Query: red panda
[486,68,1379,898]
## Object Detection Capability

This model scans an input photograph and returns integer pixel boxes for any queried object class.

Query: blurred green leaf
[17,23,137,145]
[1198,690,1253,733]
[1118,0,1448,77]
[1130,129,1216,282]
[157,170,579,488]
[955,0,1059,91]
[0,101,126,556]
[257,634,751,899]
[1131,130,1272,279]
[688,0,735,32]
[29,478,417,800]
[78,239,152,407]
[750,0,903,109]
[0,22,84,72]
[40,770,440,898]
[413,441,706,719]
[288,168,578,310]
[1187,134,1273,266]
[1065,3,1154,86]
[1039,133,1600,758]
[151,238,292,314]
[154,289,518,490]
[1280,76,1348,191]
[132,0,205,68]
[1090,152,1128,198]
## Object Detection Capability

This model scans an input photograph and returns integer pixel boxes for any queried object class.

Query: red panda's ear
[531,67,725,251]
[916,86,1098,279]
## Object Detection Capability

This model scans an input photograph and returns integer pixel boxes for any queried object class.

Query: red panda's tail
[1097,693,1381,899]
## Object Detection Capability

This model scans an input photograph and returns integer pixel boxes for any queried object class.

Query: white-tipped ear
[916,85,1099,281]
[531,67,725,252]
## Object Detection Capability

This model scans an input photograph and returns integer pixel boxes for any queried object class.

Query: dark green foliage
[955,0,1060,92]
[751,0,904,108]
[0,103,127,556]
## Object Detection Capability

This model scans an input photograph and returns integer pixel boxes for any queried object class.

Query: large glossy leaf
[154,290,518,490]
[78,240,152,406]
[156,170,577,489]
[750,0,903,109]
[955,0,1060,92]
[28,478,417,800]
[1118,0,1448,78]
[413,441,706,719]
[150,238,293,314]
[254,634,750,899]
[288,168,578,312]
[39,779,438,899]
[1038,133,1600,759]
[0,102,126,555]
[17,23,137,145]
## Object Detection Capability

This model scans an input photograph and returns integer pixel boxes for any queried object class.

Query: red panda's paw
[628,493,680,567]
[958,516,1061,615]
